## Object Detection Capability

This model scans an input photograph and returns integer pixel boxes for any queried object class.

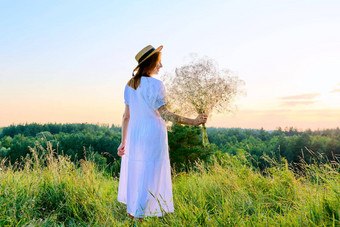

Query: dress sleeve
[153,81,167,110]
[124,84,129,105]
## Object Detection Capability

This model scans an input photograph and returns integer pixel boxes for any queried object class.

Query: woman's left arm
[117,104,130,157]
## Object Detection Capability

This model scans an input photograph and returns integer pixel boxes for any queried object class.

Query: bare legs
[128,213,143,222]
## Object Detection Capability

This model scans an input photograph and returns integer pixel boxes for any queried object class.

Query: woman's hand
[194,113,208,126]
[117,143,126,157]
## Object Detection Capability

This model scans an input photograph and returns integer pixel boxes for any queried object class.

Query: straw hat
[133,45,163,74]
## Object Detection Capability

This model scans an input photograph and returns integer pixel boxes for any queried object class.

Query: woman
[117,45,208,220]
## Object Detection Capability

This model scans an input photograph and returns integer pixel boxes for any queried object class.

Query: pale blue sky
[1,0,340,129]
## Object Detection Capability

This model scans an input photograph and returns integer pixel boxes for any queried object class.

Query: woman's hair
[127,52,162,90]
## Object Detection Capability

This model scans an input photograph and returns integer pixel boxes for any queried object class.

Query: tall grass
[0,141,339,226]
[0,141,127,226]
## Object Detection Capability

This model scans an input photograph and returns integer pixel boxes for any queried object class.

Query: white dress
[117,76,174,218]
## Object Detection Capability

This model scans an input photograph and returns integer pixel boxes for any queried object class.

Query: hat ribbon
[138,47,155,63]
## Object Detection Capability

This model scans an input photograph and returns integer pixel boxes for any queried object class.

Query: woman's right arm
[117,104,130,157]
[157,105,207,126]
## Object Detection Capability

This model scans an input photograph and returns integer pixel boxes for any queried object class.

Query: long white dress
[117,76,174,218]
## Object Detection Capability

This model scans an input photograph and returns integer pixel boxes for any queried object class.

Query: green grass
[0,142,339,226]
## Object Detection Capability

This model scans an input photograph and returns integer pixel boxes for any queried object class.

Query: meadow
[0,140,339,226]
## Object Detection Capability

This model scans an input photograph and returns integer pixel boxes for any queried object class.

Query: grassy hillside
[0,142,339,226]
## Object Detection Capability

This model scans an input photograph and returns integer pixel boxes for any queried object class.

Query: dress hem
[117,199,174,218]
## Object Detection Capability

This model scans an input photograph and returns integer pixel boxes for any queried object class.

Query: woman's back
[124,76,166,120]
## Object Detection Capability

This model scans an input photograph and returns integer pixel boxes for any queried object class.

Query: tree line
[0,123,339,174]
[207,127,340,170]
[0,123,212,174]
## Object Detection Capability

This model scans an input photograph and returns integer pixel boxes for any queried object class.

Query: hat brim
[133,45,163,72]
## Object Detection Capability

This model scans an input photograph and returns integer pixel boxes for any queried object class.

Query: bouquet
[162,55,245,146]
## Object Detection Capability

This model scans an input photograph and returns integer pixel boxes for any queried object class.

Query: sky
[0,0,339,130]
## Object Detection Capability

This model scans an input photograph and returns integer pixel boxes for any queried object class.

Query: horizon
[1,1,339,130]
[1,122,339,133]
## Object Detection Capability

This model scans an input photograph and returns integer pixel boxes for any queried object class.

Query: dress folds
[117,76,174,217]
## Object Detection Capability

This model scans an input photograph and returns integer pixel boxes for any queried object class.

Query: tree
[167,123,214,171]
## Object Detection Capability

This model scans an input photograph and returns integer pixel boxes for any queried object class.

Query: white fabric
[117,76,174,218]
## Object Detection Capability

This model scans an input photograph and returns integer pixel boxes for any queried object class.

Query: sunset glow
[0,1,339,130]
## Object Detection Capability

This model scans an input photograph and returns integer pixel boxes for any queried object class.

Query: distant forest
[0,123,339,174]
